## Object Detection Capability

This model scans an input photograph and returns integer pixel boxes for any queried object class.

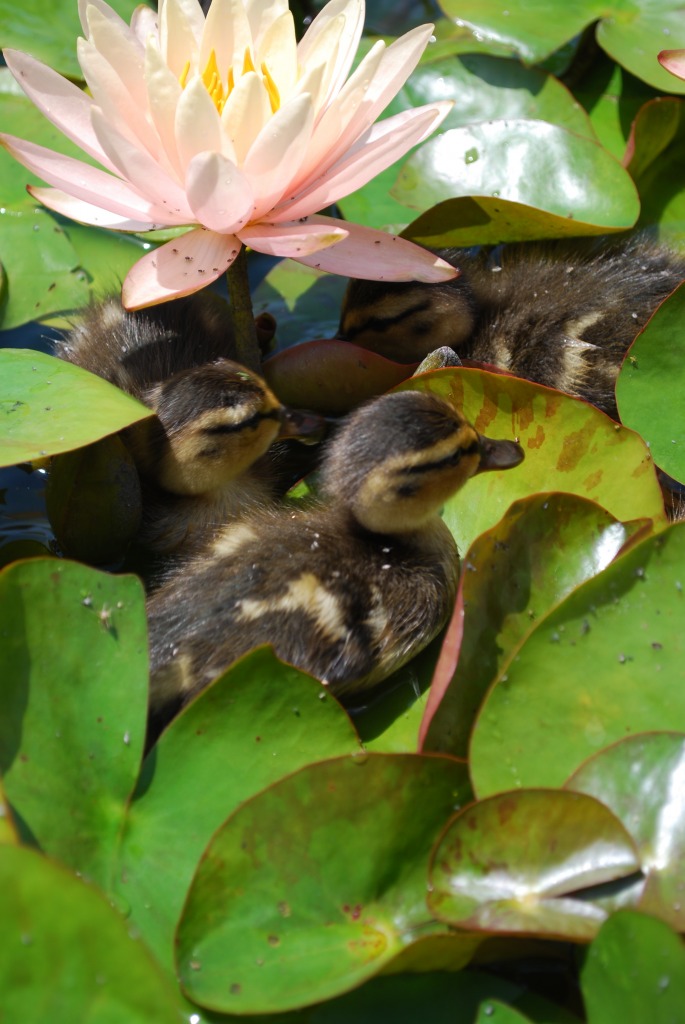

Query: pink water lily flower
[0,0,457,309]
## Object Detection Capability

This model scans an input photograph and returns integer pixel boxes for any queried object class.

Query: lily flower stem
[226,246,261,371]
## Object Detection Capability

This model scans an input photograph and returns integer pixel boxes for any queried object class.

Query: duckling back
[146,390,524,735]
[339,235,685,418]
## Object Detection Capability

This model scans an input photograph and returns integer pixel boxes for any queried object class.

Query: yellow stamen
[179,60,190,88]
[198,49,225,113]
[261,62,280,114]
[242,47,256,75]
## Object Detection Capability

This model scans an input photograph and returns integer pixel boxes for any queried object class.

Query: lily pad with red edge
[176,753,478,1014]
[0,557,147,891]
[114,647,362,972]
[427,789,639,941]
[616,281,685,485]
[262,339,416,415]
[398,368,665,558]
[470,521,685,798]
[565,732,685,932]
[393,121,640,245]
[581,910,685,1023]
[419,493,642,758]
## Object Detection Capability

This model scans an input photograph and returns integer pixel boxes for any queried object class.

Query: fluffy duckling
[339,234,685,419]
[57,292,322,554]
[146,389,524,733]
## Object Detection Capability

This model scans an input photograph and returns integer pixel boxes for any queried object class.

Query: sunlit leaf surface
[400,369,665,557]
[0,845,181,1022]
[177,754,475,1013]
[566,732,685,931]
[0,558,147,889]
[421,494,639,757]
[436,0,685,93]
[581,910,685,1023]
[0,349,152,467]
[471,523,685,796]
[428,789,639,940]
[616,282,685,484]
[115,648,361,970]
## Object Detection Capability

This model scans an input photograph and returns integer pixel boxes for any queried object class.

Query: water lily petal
[220,71,271,163]
[160,0,204,79]
[292,216,459,282]
[298,0,364,108]
[257,10,298,101]
[2,49,119,175]
[122,227,240,308]
[200,0,251,76]
[78,0,130,37]
[246,0,289,47]
[84,5,148,111]
[238,219,347,257]
[131,4,158,46]
[244,93,315,218]
[659,49,685,82]
[91,108,192,218]
[145,36,184,178]
[185,151,254,233]
[27,186,158,231]
[78,37,163,164]
[0,132,163,221]
[273,102,452,221]
[174,75,222,172]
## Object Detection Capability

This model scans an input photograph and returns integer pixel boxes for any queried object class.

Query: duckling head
[140,360,320,496]
[320,390,524,535]
[338,270,475,363]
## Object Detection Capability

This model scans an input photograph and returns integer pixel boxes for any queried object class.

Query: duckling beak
[278,406,330,445]
[476,435,525,473]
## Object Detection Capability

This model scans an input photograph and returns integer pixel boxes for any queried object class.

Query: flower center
[179,48,280,115]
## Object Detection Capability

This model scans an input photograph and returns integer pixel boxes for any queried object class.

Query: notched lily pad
[428,789,640,941]
[566,732,685,931]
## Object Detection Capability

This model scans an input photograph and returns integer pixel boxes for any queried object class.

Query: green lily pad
[0,348,152,467]
[428,789,639,941]
[177,753,476,1014]
[0,558,147,889]
[114,647,361,970]
[476,1003,533,1024]
[0,0,150,79]
[399,369,665,558]
[339,49,597,231]
[616,281,685,483]
[0,845,181,1023]
[581,909,685,1023]
[394,121,639,247]
[0,204,90,329]
[436,0,685,93]
[566,732,685,931]
[470,521,685,797]
[624,97,685,244]
[574,58,662,161]
[421,494,640,757]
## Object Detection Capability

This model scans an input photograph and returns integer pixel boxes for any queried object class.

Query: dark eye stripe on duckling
[201,408,281,436]
[403,438,480,474]
[343,299,433,339]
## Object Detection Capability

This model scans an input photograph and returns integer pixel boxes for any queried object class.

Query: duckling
[339,234,685,419]
[56,292,323,554]
[146,389,524,734]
